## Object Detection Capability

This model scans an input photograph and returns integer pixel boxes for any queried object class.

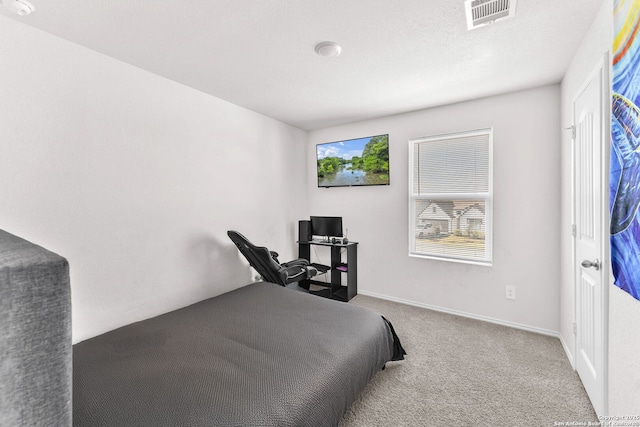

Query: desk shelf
[298,240,358,302]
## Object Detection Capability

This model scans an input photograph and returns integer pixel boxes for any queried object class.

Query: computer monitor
[310,216,343,240]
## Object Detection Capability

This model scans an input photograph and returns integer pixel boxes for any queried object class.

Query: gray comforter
[73,282,400,426]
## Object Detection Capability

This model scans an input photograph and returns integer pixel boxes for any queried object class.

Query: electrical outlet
[505,285,516,300]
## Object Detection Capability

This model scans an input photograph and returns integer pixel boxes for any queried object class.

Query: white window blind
[409,129,493,265]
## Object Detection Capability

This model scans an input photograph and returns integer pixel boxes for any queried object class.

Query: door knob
[581,259,600,270]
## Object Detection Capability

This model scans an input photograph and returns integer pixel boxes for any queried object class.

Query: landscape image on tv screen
[317,134,390,187]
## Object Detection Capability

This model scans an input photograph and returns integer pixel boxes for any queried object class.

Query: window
[409,129,493,265]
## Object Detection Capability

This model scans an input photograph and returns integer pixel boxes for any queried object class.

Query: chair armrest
[281,258,310,268]
[279,264,317,284]
[306,266,318,278]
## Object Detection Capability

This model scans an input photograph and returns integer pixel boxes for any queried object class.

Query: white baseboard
[558,334,576,369]
[358,290,579,367]
[357,289,561,338]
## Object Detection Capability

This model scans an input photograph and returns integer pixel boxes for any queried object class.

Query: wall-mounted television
[316,134,390,188]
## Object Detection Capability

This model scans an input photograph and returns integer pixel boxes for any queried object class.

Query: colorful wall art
[611,0,640,300]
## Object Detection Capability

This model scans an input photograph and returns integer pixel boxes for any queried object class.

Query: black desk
[298,240,358,301]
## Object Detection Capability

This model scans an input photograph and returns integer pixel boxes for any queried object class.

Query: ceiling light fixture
[315,41,342,58]
[2,0,35,16]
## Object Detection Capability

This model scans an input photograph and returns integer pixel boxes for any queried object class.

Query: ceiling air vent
[464,0,517,30]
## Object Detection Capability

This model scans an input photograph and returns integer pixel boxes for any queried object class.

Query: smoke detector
[1,0,35,16]
[465,0,516,30]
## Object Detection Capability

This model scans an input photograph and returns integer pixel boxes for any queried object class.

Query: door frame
[571,52,610,416]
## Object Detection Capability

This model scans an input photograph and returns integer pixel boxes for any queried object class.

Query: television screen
[317,134,390,187]
[310,216,343,238]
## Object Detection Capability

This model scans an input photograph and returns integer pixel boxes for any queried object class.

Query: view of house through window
[409,129,493,265]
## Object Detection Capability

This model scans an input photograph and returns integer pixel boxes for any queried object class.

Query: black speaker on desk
[299,220,312,242]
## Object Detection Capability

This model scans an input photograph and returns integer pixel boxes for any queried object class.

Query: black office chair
[227,230,317,290]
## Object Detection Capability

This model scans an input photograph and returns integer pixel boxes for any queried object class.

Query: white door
[573,57,608,416]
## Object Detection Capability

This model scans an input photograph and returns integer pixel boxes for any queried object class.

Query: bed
[73,281,405,426]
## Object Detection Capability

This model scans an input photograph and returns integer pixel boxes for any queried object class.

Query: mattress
[73,282,404,426]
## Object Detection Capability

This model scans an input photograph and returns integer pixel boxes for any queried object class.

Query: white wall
[4,0,636,415]
[307,85,562,333]
[608,287,640,414]
[561,0,640,415]
[0,16,307,343]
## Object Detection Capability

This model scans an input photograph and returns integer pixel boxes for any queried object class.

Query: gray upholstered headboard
[0,229,72,426]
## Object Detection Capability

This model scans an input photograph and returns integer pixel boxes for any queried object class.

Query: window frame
[408,128,494,266]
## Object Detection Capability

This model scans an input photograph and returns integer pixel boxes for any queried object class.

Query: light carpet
[339,294,597,426]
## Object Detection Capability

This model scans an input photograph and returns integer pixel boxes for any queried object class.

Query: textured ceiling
[0,0,604,130]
